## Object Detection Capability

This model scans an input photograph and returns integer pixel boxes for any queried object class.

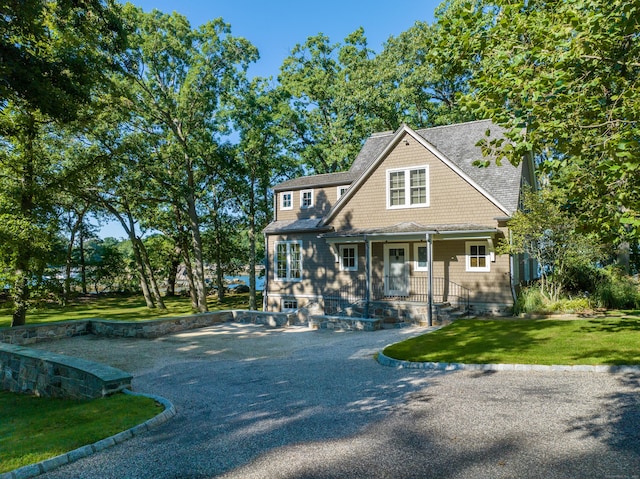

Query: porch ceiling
[320,222,497,242]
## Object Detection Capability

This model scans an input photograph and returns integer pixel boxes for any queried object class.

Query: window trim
[413,243,429,271]
[339,245,358,272]
[300,189,314,209]
[466,241,491,272]
[281,298,298,312]
[280,191,293,210]
[274,240,303,281]
[337,185,349,200]
[386,165,430,209]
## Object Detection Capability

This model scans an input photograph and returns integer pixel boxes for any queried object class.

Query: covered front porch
[320,222,502,326]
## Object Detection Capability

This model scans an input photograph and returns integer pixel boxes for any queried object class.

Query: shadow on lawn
[386,319,552,363]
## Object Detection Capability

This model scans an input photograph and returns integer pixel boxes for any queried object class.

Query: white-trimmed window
[413,243,428,271]
[337,185,349,199]
[281,298,298,312]
[275,241,302,281]
[300,189,314,208]
[386,166,429,209]
[280,191,293,210]
[339,245,358,272]
[466,241,490,272]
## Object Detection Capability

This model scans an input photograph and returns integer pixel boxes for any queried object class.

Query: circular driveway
[33,323,640,479]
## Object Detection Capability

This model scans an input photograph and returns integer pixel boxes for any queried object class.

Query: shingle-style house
[263,119,537,324]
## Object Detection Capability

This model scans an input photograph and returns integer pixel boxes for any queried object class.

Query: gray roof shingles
[269,119,522,234]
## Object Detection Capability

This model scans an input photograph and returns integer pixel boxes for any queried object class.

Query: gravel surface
[31,323,640,479]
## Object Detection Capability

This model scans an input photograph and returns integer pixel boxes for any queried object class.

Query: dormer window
[386,166,429,209]
[301,189,313,209]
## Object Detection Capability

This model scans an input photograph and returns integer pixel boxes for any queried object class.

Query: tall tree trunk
[11,116,36,327]
[79,231,87,295]
[102,203,155,308]
[248,177,257,310]
[64,209,87,304]
[137,237,166,309]
[181,243,198,310]
[166,248,180,297]
[186,168,208,312]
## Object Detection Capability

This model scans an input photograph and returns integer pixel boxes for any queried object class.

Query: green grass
[383,314,640,366]
[0,292,262,329]
[0,392,163,473]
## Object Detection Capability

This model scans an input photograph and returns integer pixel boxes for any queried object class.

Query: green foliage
[513,285,591,315]
[0,0,128,121]
[499,187,602,300]
[454,0,640,241]
[594,266,640,309]
[0,391,161,474]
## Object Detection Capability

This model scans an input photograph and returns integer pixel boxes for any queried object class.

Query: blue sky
[128,0,442,79]
[100,0,442,238]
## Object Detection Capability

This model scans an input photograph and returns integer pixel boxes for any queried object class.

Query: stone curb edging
[376,351,640,374]
[1,390,176,479]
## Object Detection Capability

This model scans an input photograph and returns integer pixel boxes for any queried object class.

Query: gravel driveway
[32,323,640,479]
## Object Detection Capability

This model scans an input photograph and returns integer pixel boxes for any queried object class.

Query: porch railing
[322,275,470,315]
[323,277,367,316]
[372,276,470,310]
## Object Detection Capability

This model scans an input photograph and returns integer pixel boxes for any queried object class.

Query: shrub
[594,267,640,309]
[514,286,547,314]
[514,284,592,315]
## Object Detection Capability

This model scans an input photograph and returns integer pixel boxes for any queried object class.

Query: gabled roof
[415,120,521,216]
[320,120,522,224]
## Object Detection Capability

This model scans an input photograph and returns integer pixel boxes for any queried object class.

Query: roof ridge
[415,118,494,134]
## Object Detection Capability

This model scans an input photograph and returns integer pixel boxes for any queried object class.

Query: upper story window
[301,189,314,209]
[386,166,429,209]
[280,191,293,210]
[275,241,302,281]
[339,245,357,271]
[337,185,349,199]
[466,241,490,272]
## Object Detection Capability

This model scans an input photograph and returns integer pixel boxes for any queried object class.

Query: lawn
[0,291,262,329]
[0,391,163,474]
[383,314,640,366]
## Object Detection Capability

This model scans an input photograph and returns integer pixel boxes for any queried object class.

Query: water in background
[223,275,265,290]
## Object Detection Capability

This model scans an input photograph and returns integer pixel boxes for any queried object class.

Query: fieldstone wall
[0,310,294,399]
[0,343,132,399]
[0,310,295,346]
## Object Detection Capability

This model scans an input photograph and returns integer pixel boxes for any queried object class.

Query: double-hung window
[275,241,302,281]
[300,189,313,208]
[339,245,357,271]
[387,166,429,209]
[466,241,490,272]
[280,191,293,210]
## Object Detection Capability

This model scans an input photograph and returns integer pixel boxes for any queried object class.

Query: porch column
[427,232,433,327]
[364,236,370,318]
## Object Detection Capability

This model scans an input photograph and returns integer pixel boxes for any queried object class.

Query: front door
[384,244,409,296]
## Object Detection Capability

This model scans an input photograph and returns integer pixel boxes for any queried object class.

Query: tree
[0,0,128,121]
[279,30,386,174]
[453,0,640,243]
[117,6,258,312]
[498,188,601,300]
[225,79,297,309]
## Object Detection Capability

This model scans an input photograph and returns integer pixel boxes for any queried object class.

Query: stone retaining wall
[0,343,132,399]
[0,310,294,399]
[0,310,296,346]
